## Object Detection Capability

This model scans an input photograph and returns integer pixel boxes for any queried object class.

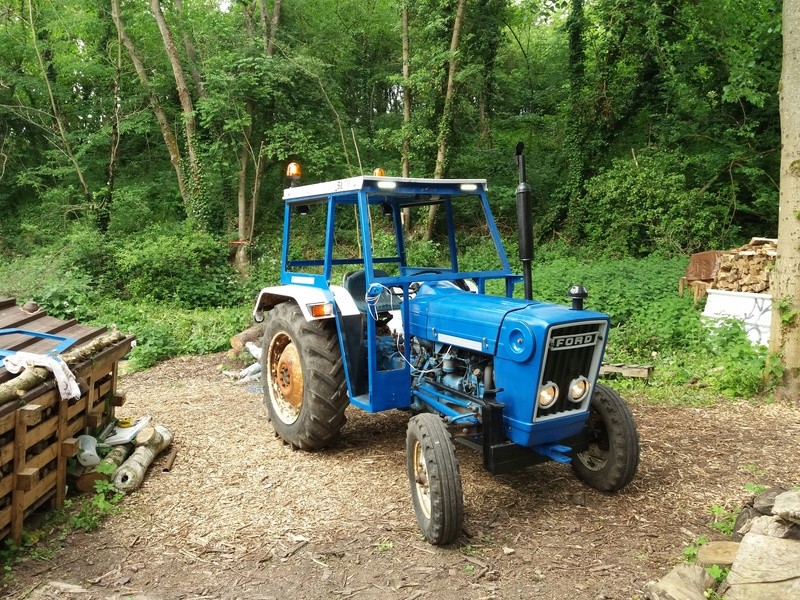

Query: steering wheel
[410,269,471,292]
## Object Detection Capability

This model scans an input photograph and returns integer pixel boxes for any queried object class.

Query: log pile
[712,238,776,294]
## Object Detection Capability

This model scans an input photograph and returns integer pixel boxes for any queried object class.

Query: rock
[696,541,740,567]
[746,515,800,540]
[718,532,800,600]
[732,506,759,541]
[753,487,787,515]
[773,489,800,525]
[643,564,714,600]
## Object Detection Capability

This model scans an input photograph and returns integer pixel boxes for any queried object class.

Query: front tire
[406,413,464,545]
[572,383,639,492]
[261,302,348,450]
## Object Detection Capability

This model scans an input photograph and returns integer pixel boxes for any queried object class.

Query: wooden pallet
[0,298,133,542]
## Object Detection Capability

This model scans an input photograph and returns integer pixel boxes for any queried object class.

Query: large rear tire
[261,302,348,450]
[406,413,464,545]
[572,383,639,492]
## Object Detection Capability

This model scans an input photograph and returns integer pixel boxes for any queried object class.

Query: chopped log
[230,324,263,355]
[75,443,134,493]
[0,330,126,407]
[112,423,173,493]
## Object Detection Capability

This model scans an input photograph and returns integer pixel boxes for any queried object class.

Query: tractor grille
[535,321,606,420]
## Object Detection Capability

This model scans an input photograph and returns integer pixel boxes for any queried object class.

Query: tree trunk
[113,424,174,493]
[401,2,412,232]
[25,0,90,203]
[425,0,466,241]
[770,0,800,398]
[150,0,204,228]
[175,0,205,98]
[75,443,133,493]
[230,324,264,355]
[111,0,189,207]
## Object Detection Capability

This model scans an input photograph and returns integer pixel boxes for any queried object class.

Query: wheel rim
[576,409,610,472]
[412,440,432,519]
[267,332,304,424]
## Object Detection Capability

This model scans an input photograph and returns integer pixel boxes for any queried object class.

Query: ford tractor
[253,145,639,545]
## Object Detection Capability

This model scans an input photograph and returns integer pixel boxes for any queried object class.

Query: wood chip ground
[3,353,799,600]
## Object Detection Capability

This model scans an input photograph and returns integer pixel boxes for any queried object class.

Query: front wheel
[406,413,464,545]
[572,383,639,492]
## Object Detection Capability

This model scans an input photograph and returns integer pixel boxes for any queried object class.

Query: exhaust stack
[515,142,533,300]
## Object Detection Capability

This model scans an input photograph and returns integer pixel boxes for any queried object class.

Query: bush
[111,223,243,308]
[91,300,250,370]
[571,150,739,256]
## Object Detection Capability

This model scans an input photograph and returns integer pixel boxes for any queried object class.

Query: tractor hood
[407,282,609,362]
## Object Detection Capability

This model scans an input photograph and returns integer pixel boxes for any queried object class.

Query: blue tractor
[253,146,639,544]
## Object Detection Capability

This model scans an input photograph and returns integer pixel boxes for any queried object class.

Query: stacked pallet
[0,298,134,543]
[713,238,776,294]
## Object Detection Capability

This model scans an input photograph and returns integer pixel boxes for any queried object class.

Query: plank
[599,363,653,380]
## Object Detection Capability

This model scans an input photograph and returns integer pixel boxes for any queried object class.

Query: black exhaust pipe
[515,142,533,300]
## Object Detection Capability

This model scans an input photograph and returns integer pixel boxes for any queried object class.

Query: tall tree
[111,0,189,209]
[425,0,467,241]
[150,0,207,228]
[771,0,800,398]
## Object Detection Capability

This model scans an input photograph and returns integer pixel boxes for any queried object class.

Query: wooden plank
[23,470,56,511]
[15,467,38,492]
[0,298,17,310]
[0,411,14,435]
[18,405,43,427]
[0,440,12,467]
[0,505,11,531]
[112,392,127,407]
[0,473,12,497]
[26,443,58,471]
[56,397,71,509]
[0,317,78,354]
[25,415,59,448]
[599,363,653,380]
[68,395,88,421]
[67,416,86,439]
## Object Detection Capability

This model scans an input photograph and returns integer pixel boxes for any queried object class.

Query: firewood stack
[712,238,776,294]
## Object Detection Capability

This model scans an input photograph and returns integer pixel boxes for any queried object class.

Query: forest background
[0,0,784,401]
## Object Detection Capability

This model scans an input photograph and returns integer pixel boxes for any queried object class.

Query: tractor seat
[342,269,401,314]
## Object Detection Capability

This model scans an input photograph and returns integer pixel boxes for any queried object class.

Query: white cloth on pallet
[3,352,81,400]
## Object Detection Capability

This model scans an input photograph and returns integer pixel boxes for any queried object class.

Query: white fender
[253,284,360,322]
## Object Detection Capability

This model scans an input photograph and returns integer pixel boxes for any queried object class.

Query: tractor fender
[253,284,360,323]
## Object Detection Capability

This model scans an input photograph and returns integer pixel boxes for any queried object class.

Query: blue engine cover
[408,282,611,448]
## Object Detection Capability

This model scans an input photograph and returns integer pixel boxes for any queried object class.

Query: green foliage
[706,564,730,586]
[708,504,738,536]
[69,479,124,533]
[571,150,738,256]
[112,223,243,308]
[683,535,709,563]
[90,299,248,370]
[744,482,767,494]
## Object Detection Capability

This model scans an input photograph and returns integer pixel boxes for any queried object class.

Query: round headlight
[569,376,590,403]
[538,382,559,409]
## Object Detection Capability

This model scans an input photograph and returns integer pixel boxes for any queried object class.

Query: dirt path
[3,354,800,600]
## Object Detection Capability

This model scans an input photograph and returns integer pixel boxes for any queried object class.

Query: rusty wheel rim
[413,441,432,519]
[267,332,303,424]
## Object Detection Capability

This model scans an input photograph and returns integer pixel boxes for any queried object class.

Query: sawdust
[3,353,800,600]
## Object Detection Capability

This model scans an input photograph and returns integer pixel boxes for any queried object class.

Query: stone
[719,532,800,600]
[643,564,714,600]
[747,515,800,539]
[696,541,740,567]
[732,506,758,541]
[773,489,800,525]
[752,486,788,515]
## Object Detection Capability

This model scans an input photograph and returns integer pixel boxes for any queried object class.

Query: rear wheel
[262,302,348,450]
[406,413,464,545]
[572,383,639,492]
